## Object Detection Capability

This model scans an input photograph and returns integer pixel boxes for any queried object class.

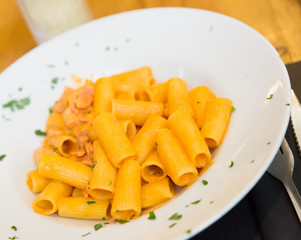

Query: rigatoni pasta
[168,106,211,168]
[27,66,232,223]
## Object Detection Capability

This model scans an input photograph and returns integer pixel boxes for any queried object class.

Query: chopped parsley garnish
[251,159,255,163]
[35,130,47,136]
[18,87,22,91]
[186,229,191,234]
[11,226,17,231]
[232,106,236,112]
[87,201,96,205]
[130,214,135,220]
[104,222,109,225]
[286,103,290,106]
[52,147,58,153]
[102,217,106,220]
[210,201,214,204]
[49,107,53,114]
[169,223,177,228]
[155,142,158,148]
[106,46,110,51]
[51,77,59,84]
[148,211,156,220]
[0,154,6,161]
[168,213,182,220]
[229,161,234,168]
[64,61,69,65]
[267,141,271,145]
[94,223,103,231]
[191,199,201,205]
[202,180,208,185]
[116,210,119,212]
[266,94,273,100]
[116,219,129,224]
[8,236,18,240]
[81,232,91,237]
[91,161,97,169]
[2,97,30,112]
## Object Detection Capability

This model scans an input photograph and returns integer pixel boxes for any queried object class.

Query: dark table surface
[191,61,301,240]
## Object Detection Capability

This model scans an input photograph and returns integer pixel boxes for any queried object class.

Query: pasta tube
[132,115,167,164]
[156,129,198,186]
[136,82,167,102]
[93,113,137,168]
[58,197,111,220]
[38,153,91,189]
[46,135,77,157]
[119,120,136,141]
[88,141,117,200]
[168,106,211,168]
[94,77,114,117]
[72,188,85,197]
[141,178,174,209]
[115,92,135,101]
[32,180,72,215]
[26,170,51,194]
[111,159,141,221]
[141,151,167,182]
[112,99,164,126]
[33,147,56,165]
[189,86,216,128]
[201,98,232,148]
[167,77,191,116]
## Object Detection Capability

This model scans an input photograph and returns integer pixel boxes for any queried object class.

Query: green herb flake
[116,210,119,213]
[232,106,236,112]
[229,161,234,168]
[266,94,273,100]
[18,87,22,91]
[35,130,47,136]
[8,236,18,240]
[169,223,177,228]
[64,61,69,65]
[286,103,290,106]
[202,180,208,185]
[11,226,17,231]
[267,141,271,145]
[186,229,191,234]
[251,159,255,163]
[51,77,59,84]
[91,161,97,169]
[106,46,110,51]
[210,201,214,204]
[2,97,30,112]
[169,213,182,220]
[52,147,58,153]
[116,219,129,224]
[94,223,103,231]
[102,217,106,220]
[104,222,109,225]
[81,232,91,237]
[49,107,53,114]
[155,142,158,148]
[148,211,156,220]
[191,199,201,205]
[0,154,6,161]
[87,201,96,205]
[130,214,135,220]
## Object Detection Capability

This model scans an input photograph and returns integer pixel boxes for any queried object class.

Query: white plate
[0,7,291,240]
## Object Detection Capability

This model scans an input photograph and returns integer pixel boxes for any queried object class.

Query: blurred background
[1,0,301,72]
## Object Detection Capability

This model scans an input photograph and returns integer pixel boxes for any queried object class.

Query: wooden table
[1,0,301,72]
